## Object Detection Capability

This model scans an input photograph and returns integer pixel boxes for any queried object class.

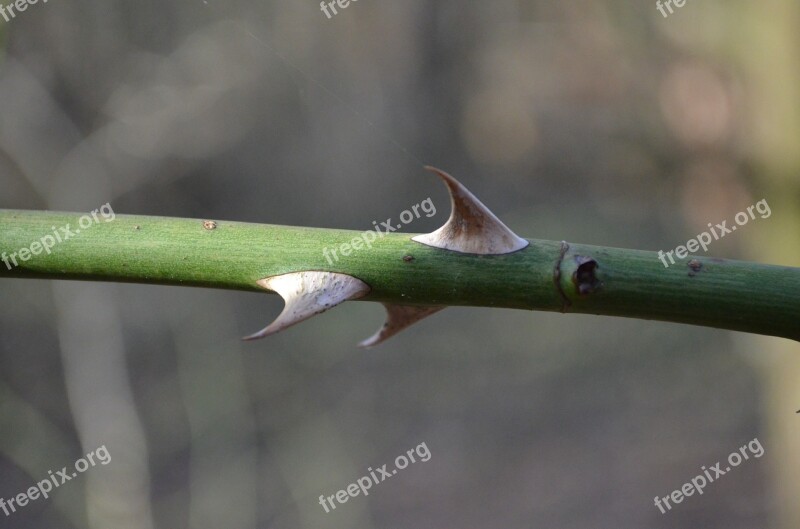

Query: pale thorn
[358,303,445,348]
[412,166,529,255]
[243,271,371,341]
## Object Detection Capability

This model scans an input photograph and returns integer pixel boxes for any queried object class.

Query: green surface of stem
[1,209,798,341]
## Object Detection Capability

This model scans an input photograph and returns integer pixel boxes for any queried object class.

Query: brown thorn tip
[358,304,445,348]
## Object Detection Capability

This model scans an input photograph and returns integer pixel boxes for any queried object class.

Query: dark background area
[1,1,799,528]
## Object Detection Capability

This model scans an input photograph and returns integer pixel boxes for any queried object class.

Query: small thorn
[358,304,445,348]
[412,166,529,255]
[243,271,370,341]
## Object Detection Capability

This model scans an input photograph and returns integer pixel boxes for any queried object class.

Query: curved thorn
[412,166,529,255]
[358,304,445,348]
[243,271,370,341]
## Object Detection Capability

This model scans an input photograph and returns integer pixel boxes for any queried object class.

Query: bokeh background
[1,1,799,528]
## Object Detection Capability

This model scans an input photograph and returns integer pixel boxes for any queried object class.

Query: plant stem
[1,209,798,341]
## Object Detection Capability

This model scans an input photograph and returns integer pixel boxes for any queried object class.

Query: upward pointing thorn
[412,166,529,255]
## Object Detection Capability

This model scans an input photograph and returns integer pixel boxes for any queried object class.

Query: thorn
[412,166,529,255]
[243,271,370,341]
[358,303,445,348]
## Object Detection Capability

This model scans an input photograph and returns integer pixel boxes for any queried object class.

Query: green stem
[1,209,798,341]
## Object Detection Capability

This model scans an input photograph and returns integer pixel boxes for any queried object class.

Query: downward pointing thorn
[244,271,370,341]
[359,303,445,347]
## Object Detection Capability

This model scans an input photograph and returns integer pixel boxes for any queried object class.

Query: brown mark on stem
[554,241,572,312]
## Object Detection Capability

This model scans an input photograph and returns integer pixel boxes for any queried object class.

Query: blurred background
[1,0,799,528]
